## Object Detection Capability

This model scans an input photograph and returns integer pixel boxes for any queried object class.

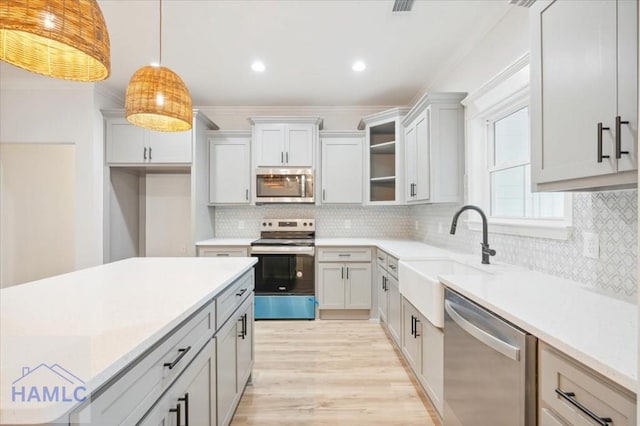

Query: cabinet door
[209,137,251,204]
[541,408,569,426]
[404,125,417,201]
[285,123,314,166]
[387,275,401,345]
[376,266,388,322]
[414,113,430,201]
[216,318,238,426]
[106,120,146,164]
[321,138,363,204]
[532,0,618,183]
[344,263,371,309]
[401,300,421,371]
[421,317,443,416]
[317,263,345,309]
[236,296,254,390]
[617,0,638,173]
[147,130,192,163]
[255,123,285,167]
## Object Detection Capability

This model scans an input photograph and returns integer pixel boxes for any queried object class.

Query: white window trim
[462,55,573,241]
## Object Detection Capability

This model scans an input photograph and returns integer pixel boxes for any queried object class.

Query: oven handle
[251,246,315,256]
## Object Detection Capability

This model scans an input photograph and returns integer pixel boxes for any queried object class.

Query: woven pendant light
[124,0,192,132]
[0,0,110,82]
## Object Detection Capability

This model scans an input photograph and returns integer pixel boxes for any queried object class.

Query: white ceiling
[1,0,512,106]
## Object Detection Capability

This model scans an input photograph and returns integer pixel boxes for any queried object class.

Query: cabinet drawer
[70,301,215,425]
[375,249,388,268]
[317,247,372,262]
[387,256,399,278]
[198,246,249,257]
[216,270,254,329]
[540,344,636,426]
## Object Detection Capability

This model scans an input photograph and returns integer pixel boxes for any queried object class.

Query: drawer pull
[178,393,189,426]
[216,253,230,257]
[555,389,612,426]
[377,256,384,261]
[236,288,248,297]
[338,253,351,257]
[169,402,181,425]
[389,264,397,270]
[164,346,191,370]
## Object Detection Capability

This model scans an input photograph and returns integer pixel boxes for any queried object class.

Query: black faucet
[450,205,496,265]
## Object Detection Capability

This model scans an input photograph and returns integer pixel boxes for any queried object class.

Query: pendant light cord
[159,0,163,65]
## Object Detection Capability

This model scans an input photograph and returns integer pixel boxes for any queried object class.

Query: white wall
[0,77,120,273]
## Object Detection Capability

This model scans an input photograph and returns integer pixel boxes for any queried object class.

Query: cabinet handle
[597,122,611,163]
[338,253,351,257]
[178,393,189,426]
[281,152,284,164]
[377,256,384,262]
[411,315,415,336]
[149,147,152,160]
[286,152,289,163]
[615,116,630,159]
[143,147,147,160]
[238,314,246,339]
[244,313,248,338]
[216,253,230,257]
[414,317,420,338]
[169,402,181,426]
[384,276,388,291]
[246,189,249,201]
[346,267,349,280]
[164,346,191,369]
[389,264,396,271]
[341,267,345,279]
[555,389,612,426]
[236,288,247,297]
[323,189,326,201]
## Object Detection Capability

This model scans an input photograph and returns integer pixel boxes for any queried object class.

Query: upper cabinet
[359,108,409,205]
[530,0,638,191]
[209,131,251,205]
[320,131,364,204]
[402,93,465,204]
[249,117,323,168]
[103,110,218,166]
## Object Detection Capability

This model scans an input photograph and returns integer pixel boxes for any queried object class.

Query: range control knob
[262,222,267,226]
[303,222,307,226]
[268,222,273,226]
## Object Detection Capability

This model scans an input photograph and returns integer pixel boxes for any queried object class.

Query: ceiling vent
[508,0,536,7]
[393,0,414,12]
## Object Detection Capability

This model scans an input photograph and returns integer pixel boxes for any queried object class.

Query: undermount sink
[399,259,489,328]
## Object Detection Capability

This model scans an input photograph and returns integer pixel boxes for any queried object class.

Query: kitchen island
[0,257,257,426]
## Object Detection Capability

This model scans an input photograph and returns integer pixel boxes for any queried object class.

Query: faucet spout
[449,205,496,265]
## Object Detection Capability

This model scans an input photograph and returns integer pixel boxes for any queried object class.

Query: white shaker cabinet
[320,131,364,204]
[209,131,251,205]
[249,117,323,168]
[530,0,638,191]
[402,93,465,204]
[104,110,217,165]
[317,263,372,310]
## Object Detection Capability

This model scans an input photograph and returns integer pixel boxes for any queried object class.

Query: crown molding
[247,116,324,129]
[401,92,467,126]
[319,130,365,138]
[357,107,410,130]
[206,129,251,138]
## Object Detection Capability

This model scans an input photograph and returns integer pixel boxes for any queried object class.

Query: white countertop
[196,238,256,246]
[440,271,637,392]
[315,238,453,260]
[0,257,257,424]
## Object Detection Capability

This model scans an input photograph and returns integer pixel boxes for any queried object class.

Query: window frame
[462,57,573,240]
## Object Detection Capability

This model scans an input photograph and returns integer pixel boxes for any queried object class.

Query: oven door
[251,248,315,295]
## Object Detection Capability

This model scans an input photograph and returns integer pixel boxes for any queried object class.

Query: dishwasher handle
[445,300,520,361]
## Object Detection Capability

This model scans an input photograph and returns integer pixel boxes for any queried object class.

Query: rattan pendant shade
[125,65,193,132]
[0,0,110,82]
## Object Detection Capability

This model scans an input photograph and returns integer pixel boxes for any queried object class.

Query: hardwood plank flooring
[232,320,441,426]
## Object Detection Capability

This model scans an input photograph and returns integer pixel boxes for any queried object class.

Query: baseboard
[318,309,371,320]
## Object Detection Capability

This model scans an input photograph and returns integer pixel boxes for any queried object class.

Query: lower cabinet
[217,295,254,426]
[399,297,444,417]
[386,274,401,345]
[139,338,216,426]
[317,262,372,309]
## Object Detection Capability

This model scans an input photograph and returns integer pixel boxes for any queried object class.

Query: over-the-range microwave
[255,168,314,204]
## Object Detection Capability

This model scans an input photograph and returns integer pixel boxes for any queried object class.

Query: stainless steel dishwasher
[443,288,537,426]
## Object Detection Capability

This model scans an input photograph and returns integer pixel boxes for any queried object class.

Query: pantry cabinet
[103,111,216,165]
[209,131,251,205]
[359,108,409,205]
[530,0,638,191]
[320,131,364,204]
[402,93,465,204]
[249,117,323,168]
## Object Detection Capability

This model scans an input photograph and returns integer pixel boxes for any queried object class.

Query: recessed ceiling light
[251,60,266,73]
[352,61,366,72]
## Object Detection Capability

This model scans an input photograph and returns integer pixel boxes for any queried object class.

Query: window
[488,106,565,219]
[464,57,572,240]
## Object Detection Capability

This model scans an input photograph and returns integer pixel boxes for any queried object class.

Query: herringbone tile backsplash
[411,190,638,301]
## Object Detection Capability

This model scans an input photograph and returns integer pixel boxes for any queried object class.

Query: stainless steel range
[251,219,316,319]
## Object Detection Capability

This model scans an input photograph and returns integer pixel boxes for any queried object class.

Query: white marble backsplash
[214,205,412,239]
[410,190,638,301]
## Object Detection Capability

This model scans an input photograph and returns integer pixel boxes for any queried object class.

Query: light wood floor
[231,320,441,426]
